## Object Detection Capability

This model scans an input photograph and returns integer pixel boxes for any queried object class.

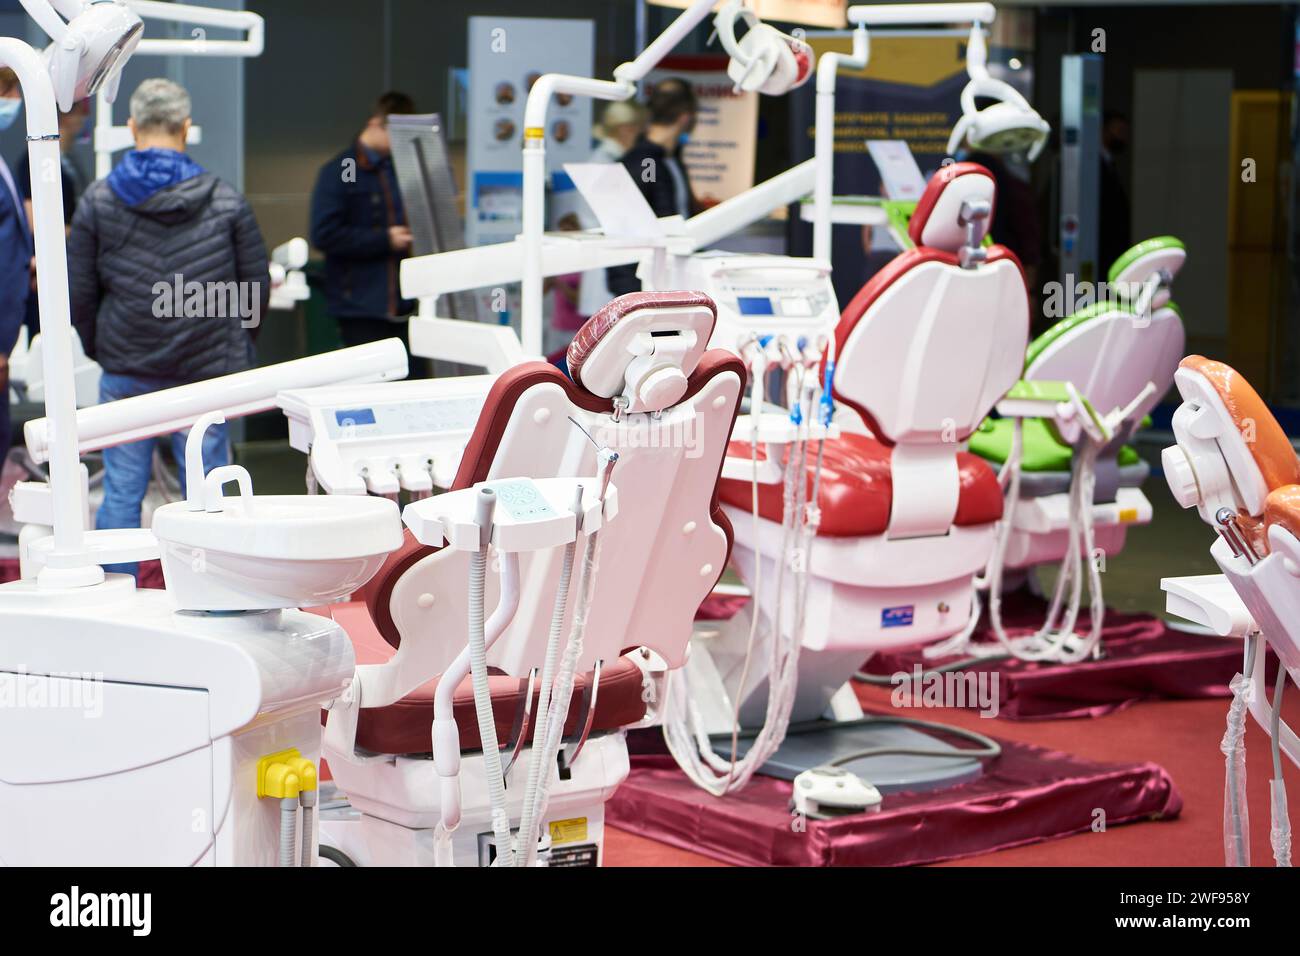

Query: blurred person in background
[310,91,420,356]
[575,98,646,322]
[68,78,269,577]
[607,79,698,297]
[0,68,32,472]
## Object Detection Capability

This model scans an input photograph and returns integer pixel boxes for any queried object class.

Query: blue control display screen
[737,296,775,316]
[335,408,376,427]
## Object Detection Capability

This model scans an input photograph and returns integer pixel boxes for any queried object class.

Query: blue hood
[107,148,206,207]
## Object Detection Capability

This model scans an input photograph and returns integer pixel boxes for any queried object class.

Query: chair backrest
[1024,304,1185,446]
[1025,236,1186,448]
[363,292,745,676]
[833,163,1027,447]
[830,163,1028,538]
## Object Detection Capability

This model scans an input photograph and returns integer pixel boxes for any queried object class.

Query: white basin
[153,494,403,611]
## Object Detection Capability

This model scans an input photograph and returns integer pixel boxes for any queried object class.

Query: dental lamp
[813,4,1036,262]
[942,12,1048,160]
[517,0,809,358]
[7,0,139,586]
[30,0,142,111]
[713,0,813,96]
[93,1,265,178]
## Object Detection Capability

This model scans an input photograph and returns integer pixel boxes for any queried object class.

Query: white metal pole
[94,86,112,179]
[812,26,868,263]
[519,74,633,358]
[847,3,995,26]
[1,37,96,585]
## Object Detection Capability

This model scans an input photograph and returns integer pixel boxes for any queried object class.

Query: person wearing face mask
[0,68,32,475]
[606,78,699,297]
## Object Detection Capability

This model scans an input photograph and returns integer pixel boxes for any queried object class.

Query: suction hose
[524,503,606,856]
[464,488,518,866]
[514,485,584,867]
[1222,634,1259,867]
[1269,664,1292,866]
[662,358,815,794]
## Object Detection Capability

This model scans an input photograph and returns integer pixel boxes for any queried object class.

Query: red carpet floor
[604,681,1300,867]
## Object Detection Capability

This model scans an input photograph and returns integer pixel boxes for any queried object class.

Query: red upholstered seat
[329,601,648,756]
[716,432,1004,537]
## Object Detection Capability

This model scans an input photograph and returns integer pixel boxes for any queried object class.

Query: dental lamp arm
[847,3,996,25]
[812,27,869,262]
[613,0,718,84]
[683,159,817,251]
[127,1,264,57]
[520,74,635,358]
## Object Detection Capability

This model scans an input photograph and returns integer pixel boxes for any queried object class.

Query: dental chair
[317,291,745,866]
[920,237,1188,662]
[1160,356,1300,865]
[685,162,1026,791]
[967,237,1186,581]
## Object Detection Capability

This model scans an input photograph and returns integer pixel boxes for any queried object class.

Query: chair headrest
[567,291,717,414]
[1177,355,1299,495]
[907,162,996,253]
[1108,236,1186,311]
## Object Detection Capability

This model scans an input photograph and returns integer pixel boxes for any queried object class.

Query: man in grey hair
[67,77,270,578]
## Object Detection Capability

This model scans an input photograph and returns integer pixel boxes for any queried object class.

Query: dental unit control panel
[669,254,838,355]
[278,377,496,497]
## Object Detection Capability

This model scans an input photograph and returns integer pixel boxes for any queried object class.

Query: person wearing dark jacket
[67,78,270,576]
[309,91,416,350]
[607,79,699,297]
[0,68,31,475]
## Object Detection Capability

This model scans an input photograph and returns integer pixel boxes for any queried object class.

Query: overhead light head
[713,0,812,96]
[27,0,143,111]
[947,21,1049,162]
[952,96,1050,159]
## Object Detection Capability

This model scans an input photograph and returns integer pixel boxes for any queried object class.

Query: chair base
[716,717,985,792]
[322,733,628,867]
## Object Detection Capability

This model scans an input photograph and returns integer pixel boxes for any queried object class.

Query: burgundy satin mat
[698,590,1247,720]
[612,722,1182,867]
[0,558,166,589]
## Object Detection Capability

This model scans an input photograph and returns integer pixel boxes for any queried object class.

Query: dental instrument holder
[399,475,619,857]
[403,477,617,556]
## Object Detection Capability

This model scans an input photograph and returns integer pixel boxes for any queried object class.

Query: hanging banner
[649,0,847,29]
[466,16,595,247]
[647,55,758,207]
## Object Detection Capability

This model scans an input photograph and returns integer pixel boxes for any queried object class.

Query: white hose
[465,490,516,867]
[927,417,1107,664]
[299,790,317,868]
[515,487,584,868]
[1269,668,1292,867]
[1222,636,1258,867]
[278,797,298,868]
[526,522,606,846]
[662,359,816,794]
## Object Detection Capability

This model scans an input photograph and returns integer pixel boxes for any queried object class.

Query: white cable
[527,521,606,839]
[662,345,815,794]
[1222,635,1258,867]
[515,486,583,867]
